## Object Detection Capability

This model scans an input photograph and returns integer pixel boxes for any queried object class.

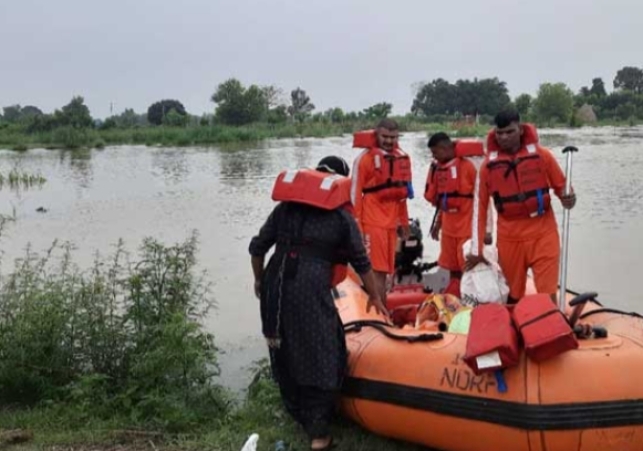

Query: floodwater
[1,126,642,393]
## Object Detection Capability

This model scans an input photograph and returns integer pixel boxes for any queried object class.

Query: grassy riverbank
[0,363,423,451]
[0,231,422,451]
[1,119,640,152]
[0,120,492,151]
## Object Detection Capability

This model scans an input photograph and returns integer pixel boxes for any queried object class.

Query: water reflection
[292,139,315,169]
[218,148,270,181]
[63,149,94,189]
[619,128,643,139]
[151,148,191,184]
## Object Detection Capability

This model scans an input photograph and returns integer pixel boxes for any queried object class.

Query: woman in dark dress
[249,156,384,450]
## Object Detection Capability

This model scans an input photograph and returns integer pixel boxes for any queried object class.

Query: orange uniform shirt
[350,148,410,231]
[425,157,477,238]
[475,146,569,254]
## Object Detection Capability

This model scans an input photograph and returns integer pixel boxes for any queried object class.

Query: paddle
[558,146,578,311]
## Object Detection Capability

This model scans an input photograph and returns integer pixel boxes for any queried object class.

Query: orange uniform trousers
[438,234,468,272]
[362,224,397,275]
[497,229,560,301]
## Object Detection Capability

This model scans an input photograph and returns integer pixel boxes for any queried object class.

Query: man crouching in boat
[249,155,384,450]
[465,110,577,304]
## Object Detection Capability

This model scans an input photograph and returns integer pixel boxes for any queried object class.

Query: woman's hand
[254,279,261,299]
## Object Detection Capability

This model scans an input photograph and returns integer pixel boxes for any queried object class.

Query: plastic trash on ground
[241,433,259,451]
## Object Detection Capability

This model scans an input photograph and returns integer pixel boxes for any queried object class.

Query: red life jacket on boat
[463,303,520,375]
[485,124,552,220]
[423,139,484,213]
[271,168,351,286]
[511,293,578,362]
[353,130,413,202]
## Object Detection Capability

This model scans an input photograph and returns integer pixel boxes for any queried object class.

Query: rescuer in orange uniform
[424,132,479,295]
[351,119,413,303]
[465,110,577,304]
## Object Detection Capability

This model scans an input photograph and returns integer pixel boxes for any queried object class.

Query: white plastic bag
[460,238,509,307]
[240,433,259,451]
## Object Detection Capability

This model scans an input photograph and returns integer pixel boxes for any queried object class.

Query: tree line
[411,66,643,125]
[2,65,643,134]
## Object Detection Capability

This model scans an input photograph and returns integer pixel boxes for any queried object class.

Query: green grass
[6,115,643,152]
[0,170,46,191]
[0,119,498,152]
[0,360,426,451]
[3,118,638,152]
[0,228,426,451]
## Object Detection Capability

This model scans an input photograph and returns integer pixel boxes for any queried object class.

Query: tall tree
[245,85,271,123]
[613,66,643,93]
[211,78,268,125]
[57,96,94,128]
[163,109,189,126]
[514,94,532,116]
[266,105,288,124]
[147,100,187,126]
[459,77,511,116]
[362,102,392,120]
[589,77,607,97]
[261,85,285,108]
[116,108,143,127]
[2,105,22,123]
[533,83,574,123]
[323,107,345,124]
[411,78,455,116]
[411,77,510,117]
[288,88,315,122]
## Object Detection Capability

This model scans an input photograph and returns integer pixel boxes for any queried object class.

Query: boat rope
[579,308,643,321]
[344,320,444,343]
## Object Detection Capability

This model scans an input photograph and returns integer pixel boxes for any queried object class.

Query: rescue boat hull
[336,273,643,451]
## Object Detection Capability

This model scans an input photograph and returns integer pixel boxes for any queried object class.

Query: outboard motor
[395,218,437,282]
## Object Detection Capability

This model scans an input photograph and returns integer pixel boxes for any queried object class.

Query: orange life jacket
[272,168,352,209]
[424,158,473,213]
[353,130,413,202]
[485,124,551,220]
[454,139,485,158]
[423,140,483,212]
[271,168,351,286]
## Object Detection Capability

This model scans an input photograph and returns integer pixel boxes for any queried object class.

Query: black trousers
[269,347,340,439]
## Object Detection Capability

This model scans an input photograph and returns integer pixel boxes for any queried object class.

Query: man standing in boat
[465,110,576,304]
[350,119,413,303]
[249,155,384,451]
[424,132,480,297]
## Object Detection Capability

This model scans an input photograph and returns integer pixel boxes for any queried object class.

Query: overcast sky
[1,0,640,119]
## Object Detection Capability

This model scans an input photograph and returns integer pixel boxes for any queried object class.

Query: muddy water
[1,126,642,393]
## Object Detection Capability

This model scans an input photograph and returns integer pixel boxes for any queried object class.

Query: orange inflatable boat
[335,270,643,451]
